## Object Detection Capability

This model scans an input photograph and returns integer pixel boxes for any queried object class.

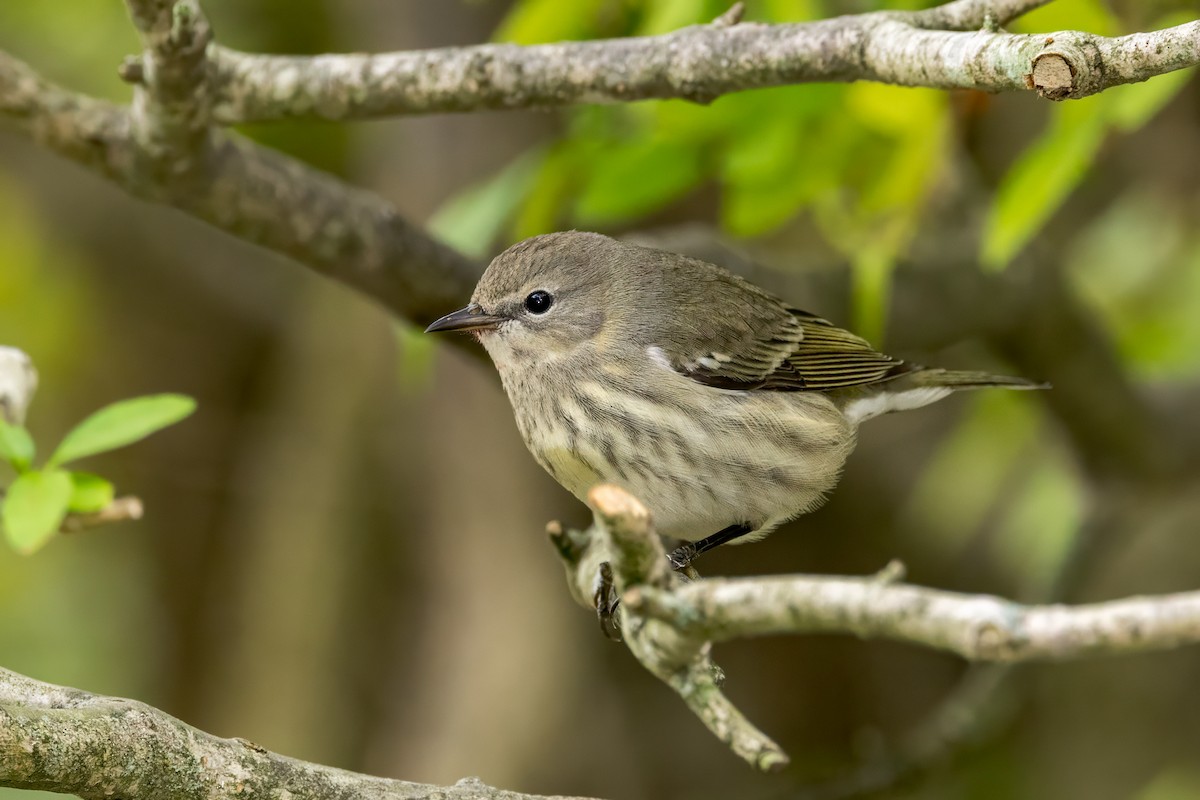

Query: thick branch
[628,575,1200,662]
[207,3,1197,123]
[0,49,479,329]
[0,668,595,800]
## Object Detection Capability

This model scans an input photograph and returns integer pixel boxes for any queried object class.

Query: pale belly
[504,372,855,542]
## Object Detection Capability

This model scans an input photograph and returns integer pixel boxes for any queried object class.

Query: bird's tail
[904,368,1049,391]
[841,368,1047,425]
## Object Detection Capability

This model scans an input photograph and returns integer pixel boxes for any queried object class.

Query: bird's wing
[664,304,906,392]
[777,309,908,391]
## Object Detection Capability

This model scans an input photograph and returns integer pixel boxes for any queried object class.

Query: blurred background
[2,1,1200,798]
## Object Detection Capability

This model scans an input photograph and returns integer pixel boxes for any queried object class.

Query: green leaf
[1012,0,1119,37]
[493,0,611,44]
[49,393,196,467]
[428,148,546,259]
[2,469,72,554]
[718,87,850,236]
[512,146,577,239]
[982,99,1108,270]
[66,471,114,514]
[762,0,821,22]
[0,420,35,471]
[850,238,898,347]
[636,0,714,36]
[573,137,704,225]
[992,455,1084,591]
[1104,66,1194,133]
[899,392,1041,558]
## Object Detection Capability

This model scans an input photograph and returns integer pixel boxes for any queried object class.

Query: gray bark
[0,667,594,800]
[206,1,1199,122]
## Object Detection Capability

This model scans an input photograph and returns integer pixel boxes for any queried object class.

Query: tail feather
[840,367,1047,425]
[905,368,1049,391]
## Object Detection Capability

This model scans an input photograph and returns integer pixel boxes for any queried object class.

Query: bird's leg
[667,523,754,571]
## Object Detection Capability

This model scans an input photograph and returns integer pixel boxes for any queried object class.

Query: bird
[426,231,1043,568]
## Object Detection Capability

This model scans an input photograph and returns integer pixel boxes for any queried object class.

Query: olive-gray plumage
[427,231,1040,547]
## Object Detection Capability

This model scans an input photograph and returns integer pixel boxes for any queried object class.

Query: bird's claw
[667,542,699,571]
[594,561,622,641]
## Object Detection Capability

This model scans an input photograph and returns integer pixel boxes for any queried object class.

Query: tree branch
[912,0,1052,31]
[123,0,213,173]
[0,667,597,800]
[61,496,145,533]
[553,486,790,773]
[0,48,479,331]
[206,2,1198,124]
[628,572,1200,662]
[553,485,1200,771]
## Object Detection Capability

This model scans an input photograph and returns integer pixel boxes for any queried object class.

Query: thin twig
[61,496,145,533]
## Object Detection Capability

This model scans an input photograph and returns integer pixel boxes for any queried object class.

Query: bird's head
[426,231,655,366]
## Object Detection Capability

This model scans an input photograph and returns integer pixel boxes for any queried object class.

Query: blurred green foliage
[1,394,195,554]
[1067,190,1200,380]
[1138,767,1200,800]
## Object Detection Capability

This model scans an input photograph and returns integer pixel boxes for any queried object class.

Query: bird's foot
[593,561,622,641]
[667,542,699,571]
[667,522,755,572]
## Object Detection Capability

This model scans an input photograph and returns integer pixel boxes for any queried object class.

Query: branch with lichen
[0,667,597,800]
[631,576,1200,660]
[205,0,1199,124]
[0,20,478,334]
[551,484,1200,770]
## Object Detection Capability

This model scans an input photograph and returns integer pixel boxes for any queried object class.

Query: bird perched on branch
[427,232,1043,568]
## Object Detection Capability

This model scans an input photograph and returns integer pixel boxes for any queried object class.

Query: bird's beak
[424,303,508,333]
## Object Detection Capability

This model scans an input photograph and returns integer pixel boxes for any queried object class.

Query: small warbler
[427,232,1042,566]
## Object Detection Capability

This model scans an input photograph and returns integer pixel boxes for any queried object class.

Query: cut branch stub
[1031,52,1075,98]
[586,484,673,591]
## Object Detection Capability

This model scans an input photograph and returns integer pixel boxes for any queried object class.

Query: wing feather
[669,306,908,393]
[643,250,906,393]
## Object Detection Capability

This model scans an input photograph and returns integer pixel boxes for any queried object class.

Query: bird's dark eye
[524,290,554,314]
